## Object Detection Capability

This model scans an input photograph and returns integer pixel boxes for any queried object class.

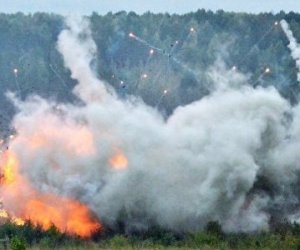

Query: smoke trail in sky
[280,19,300,82]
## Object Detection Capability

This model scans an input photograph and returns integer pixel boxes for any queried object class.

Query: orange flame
[109,151,128,170]
[0,150,101,237]
[0,207,25,226]
[12,217,25,226]
[0,209,8,219]
[24,197,100,237]
[2,151,17,185]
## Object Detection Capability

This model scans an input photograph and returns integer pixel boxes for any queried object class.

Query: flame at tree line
[0,110,129,237]
[0,99,129,237]
[0,149,104,237]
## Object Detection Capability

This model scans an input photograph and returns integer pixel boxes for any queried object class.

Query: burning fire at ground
[0,149,101,237]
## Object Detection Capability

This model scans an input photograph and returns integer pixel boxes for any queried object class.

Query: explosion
[1,16,300,237]
[0,150,100,237]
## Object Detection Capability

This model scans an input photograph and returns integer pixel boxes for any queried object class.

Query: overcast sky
[0,0,299,15]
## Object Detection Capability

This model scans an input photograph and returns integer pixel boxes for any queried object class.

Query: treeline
[2,220,300,249]
[1,10,300,136]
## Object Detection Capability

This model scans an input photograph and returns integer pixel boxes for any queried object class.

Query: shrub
[205,221,224,237]
[186,232,221,247]
[109,235,129,248]
[10,235,26,250]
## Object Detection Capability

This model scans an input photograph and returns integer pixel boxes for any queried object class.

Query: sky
[0,0,299,15]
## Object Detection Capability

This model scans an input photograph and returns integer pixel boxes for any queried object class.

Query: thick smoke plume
[2,17,300,234]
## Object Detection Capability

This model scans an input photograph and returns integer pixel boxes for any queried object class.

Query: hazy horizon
[0,0,299,15]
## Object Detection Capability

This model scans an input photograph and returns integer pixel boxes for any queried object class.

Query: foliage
[0,221,76,248]
[0,220,300,249]
[108,235,129,249]
[10,235,26,250]
[205,220,224,237]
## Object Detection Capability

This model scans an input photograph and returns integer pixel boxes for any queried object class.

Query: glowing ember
[109,152,128,170]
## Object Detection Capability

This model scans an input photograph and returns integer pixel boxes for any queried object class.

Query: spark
[13,68,18,76]
[129,32,135,38]
[142,74,148,79]
[175,40,179,44]
[265,67,271,74]
[156,89,169,108]
[231,65,237,71]
[274,21,279,26]
[190,27,195,33]
[120,81,127,90]
[149,49,154,55]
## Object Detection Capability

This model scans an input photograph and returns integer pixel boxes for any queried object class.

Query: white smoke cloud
[280,19,300,82]
[57,15,109,103]
[4,16,300,234]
